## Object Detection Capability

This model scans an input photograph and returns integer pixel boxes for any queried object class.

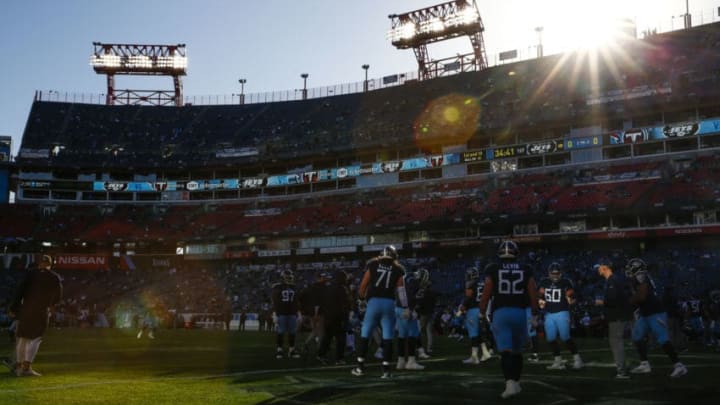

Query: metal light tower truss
[90,43,187,106]
[388,0,488,80]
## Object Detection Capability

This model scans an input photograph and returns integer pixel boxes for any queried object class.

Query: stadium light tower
[362,64,370,92]
[238,78,247,104]
[387,0,488,80]
[90,42,187,106]
[535,26,544,58]
[300,73,309,100]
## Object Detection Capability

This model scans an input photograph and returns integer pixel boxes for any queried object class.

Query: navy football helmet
[280,269,294,284]
[548,262,563,282]
[381,245,398,260]
[710,289,720,304]
[497,240,519,259]
[415,268,431,287]
[624,258,647,279]
[465,267,480,282]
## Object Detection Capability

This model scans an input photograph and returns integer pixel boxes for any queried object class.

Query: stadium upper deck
[16,22,720,169]
[2,21,719,215]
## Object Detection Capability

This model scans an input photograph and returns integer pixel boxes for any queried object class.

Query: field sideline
[1,329,719,404]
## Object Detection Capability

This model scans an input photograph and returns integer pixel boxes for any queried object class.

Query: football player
[680,294,704,344]
[352,245,409,379]
[137,306,158,339]
[479,240,539,399]
[625,258,687,377]
[272,269,301,359]
[539,262,584,370]
[706,289,720,348]
[394,269,425,371]
[414,268,435,359]
[459,267,493,364]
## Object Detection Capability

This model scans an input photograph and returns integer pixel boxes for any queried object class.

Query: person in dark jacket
[317,270,353,364]
[595,262,633,379]
[415,270,438,358]
[10,255,63,377]
[300,272,329,353]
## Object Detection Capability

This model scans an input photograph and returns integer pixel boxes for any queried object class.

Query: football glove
[401,308,411,320]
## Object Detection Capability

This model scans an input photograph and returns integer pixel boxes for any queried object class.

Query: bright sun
[538,0,634,52]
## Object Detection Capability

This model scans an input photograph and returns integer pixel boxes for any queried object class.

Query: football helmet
[381,245,398,260]
[280,269,294,284]
[415,268,431,287]
[710,289,720,304]
[624,258,647,279]
[548,262,562,282]
[497,240,519,259]
[465,267,480,282]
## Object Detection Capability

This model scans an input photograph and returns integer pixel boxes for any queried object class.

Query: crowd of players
[265,241,720,399]
[3,243,720,397]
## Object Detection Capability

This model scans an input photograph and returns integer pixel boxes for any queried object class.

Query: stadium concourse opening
[3,3,720,403]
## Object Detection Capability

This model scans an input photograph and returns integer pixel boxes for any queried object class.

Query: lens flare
[414,93,481,152]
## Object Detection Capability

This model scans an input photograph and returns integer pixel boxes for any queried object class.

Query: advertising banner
[94,181,180,192]
[698,118,720,135]
[587,230,647,240]
[655,226,720,236]
[54,254,110,270]
[526,140,562,155]
[462,150,486,163]
[564,135,602,149]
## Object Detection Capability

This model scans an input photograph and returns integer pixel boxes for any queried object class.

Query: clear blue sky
[1,0,718,156]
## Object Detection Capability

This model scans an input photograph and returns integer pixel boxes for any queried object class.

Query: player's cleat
[351,367,364,377]
[547,360,566,370]
[21,368,42,377]
[463,356,480,365]
[417,348,431,359]
[547,356,566,370]
[480,344,493,362]
[480,350,493,362]
[275,348,284,360]
[148,332,155,339]
[334,359,346,366]
[615,370,631,379]
[500,379,522,399]
[405,357,425,370]
[572,354,584,370]
[289,349,301,359]
[374,348,384,359]
[316,356,329,365]
[630,361,651,374]
[380,372,392,379]
[396,357,406,370]
[527,353,540,363]
[136,331,142,339]
[670,362,688,378]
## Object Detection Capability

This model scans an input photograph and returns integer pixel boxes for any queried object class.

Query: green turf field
[0,329,718,404]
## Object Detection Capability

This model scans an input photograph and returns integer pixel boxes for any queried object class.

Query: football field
[1,329,719,404]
